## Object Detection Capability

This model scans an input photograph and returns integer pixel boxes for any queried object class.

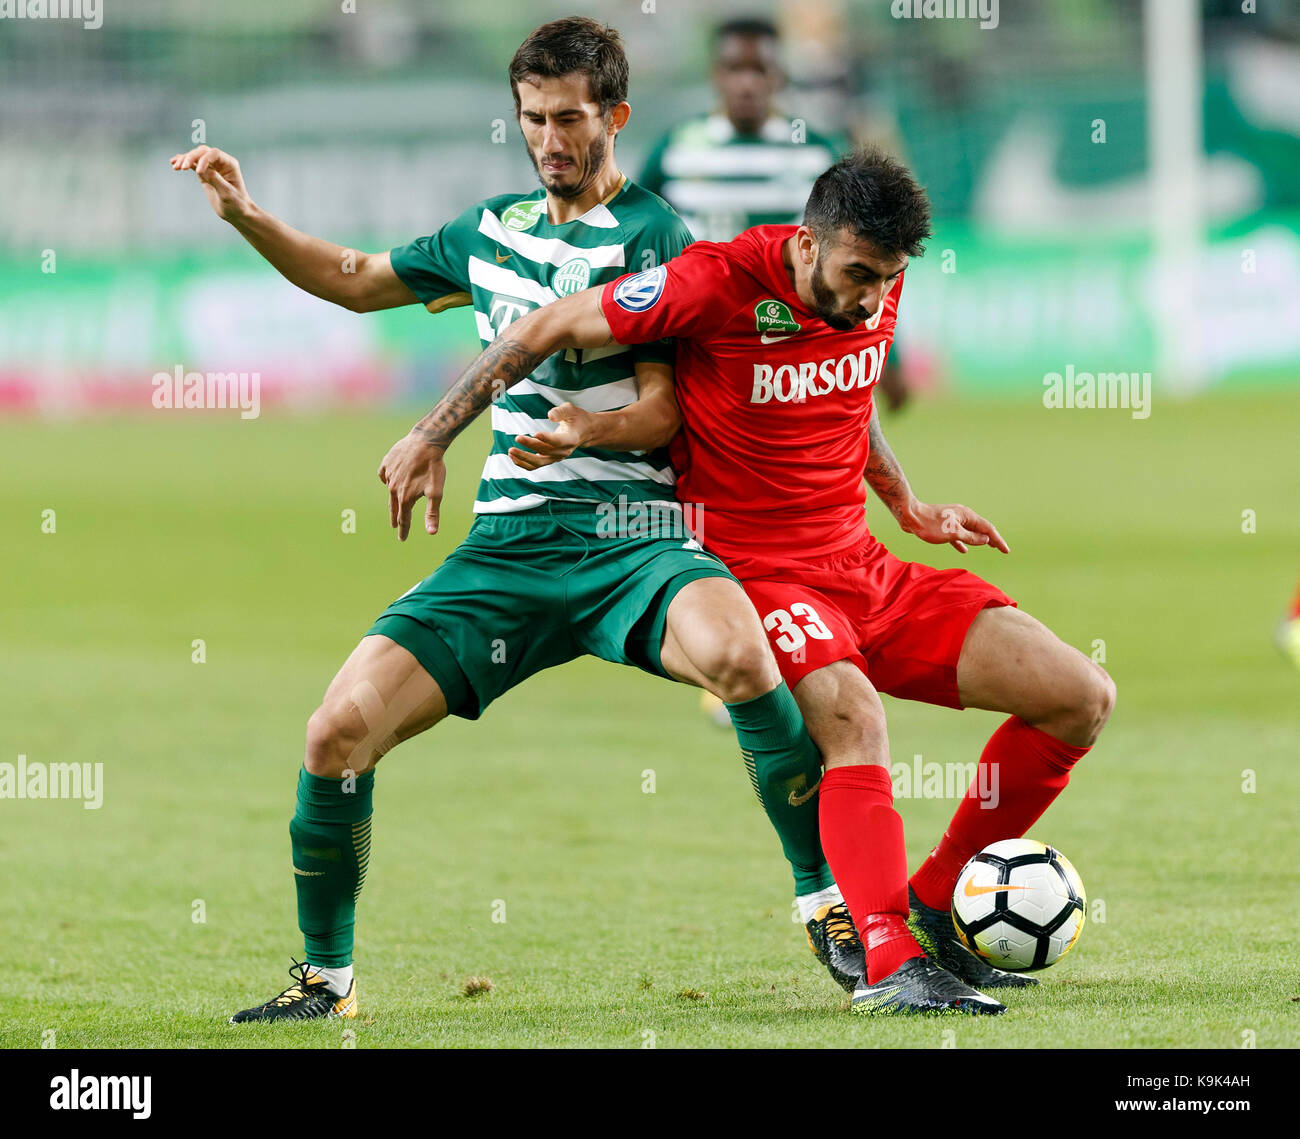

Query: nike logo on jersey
[495,249,513,264]
[759,331,798,344]
[962,879,1030,898]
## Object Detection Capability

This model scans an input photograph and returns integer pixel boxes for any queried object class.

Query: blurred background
[1,0,1297,408]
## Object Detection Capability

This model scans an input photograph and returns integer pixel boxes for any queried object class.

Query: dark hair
[713,16,780,47]
[803,148,933,258]
[509,17,629,117]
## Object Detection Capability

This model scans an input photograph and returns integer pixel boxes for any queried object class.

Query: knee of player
[836,703,889,758]
[798,675,889,762]
[1084,664,1117,737]
[304,703,367,778]
[1064,663,1115,746]
[704,637,780,704]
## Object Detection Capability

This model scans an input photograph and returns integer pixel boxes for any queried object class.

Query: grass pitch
[1,392,1297,1048]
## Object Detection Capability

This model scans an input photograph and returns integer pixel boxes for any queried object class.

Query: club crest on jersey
[613,265,666,312]
[754,299,801,335]
[500,200,546,232]
[552,257,591,296]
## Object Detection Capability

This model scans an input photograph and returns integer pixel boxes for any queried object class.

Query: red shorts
[732,537,1015,709]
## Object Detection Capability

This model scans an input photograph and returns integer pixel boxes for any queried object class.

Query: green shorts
[366,500,735,720]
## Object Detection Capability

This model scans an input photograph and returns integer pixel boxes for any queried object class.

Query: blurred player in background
[1277,576,1300,673]
[173,16,864,1023]
[640,16,845,245]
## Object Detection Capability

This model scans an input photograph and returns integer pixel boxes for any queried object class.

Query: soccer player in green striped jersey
[172,17,863,1023]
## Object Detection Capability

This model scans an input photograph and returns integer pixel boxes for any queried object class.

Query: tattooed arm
[864,404,1011,555]
[865,404,919,528]
[377,288,619,540]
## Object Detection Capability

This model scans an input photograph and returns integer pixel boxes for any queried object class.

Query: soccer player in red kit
[396,150,1116,1015]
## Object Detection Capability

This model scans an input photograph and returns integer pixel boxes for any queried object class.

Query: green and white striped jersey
[390,178,692,514]
[640,113,844,243]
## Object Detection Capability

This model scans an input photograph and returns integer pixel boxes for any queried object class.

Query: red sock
[910,716,1090,911]
[818,764,924,983]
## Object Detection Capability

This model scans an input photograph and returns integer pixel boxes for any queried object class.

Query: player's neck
[726,111,769,138]
[546,165,626,225]
[780,236,807,301]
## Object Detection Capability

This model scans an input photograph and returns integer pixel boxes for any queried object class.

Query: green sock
[726,684,834,895]
[289,766,375,968]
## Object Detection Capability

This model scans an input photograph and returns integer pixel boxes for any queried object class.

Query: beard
[809,252,863,331]
[527,129,608,202]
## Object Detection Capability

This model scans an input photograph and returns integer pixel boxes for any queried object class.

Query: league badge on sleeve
[612,264,667,312]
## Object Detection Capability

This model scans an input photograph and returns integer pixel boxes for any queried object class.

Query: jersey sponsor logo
[750,343,887,404]
[754,299,801,336]
[552,256,592,296]
[500,200,546,232]
[612,264,667,312]
[489,296,534,333]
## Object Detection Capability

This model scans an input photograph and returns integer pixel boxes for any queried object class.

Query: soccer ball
[951,839,1086,972]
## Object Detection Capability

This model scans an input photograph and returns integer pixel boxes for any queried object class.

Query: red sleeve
[600,246,738,346]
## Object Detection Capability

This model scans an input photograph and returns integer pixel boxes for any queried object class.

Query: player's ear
[795,225,817,265]
[608,101,631,135]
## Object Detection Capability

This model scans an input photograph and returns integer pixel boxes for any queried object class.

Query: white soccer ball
[951,839,1086,972]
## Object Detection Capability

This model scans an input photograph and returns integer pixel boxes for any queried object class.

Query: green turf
[2,392,1297,1048]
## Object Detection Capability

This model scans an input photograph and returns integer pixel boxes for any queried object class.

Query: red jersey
[599,224,901,564]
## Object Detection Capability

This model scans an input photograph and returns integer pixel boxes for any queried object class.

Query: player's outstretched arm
[865,405,1010,555]
[508,360,680,470]
[169,145,418,313]
[377,288,621,540]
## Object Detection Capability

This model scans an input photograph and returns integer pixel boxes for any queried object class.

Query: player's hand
[508,402,594,470]
[900,501,1009,555]
[377,432,448,541]
[169,145,254,223]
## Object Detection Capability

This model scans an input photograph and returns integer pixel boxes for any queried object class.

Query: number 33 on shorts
[762,602,835,654]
